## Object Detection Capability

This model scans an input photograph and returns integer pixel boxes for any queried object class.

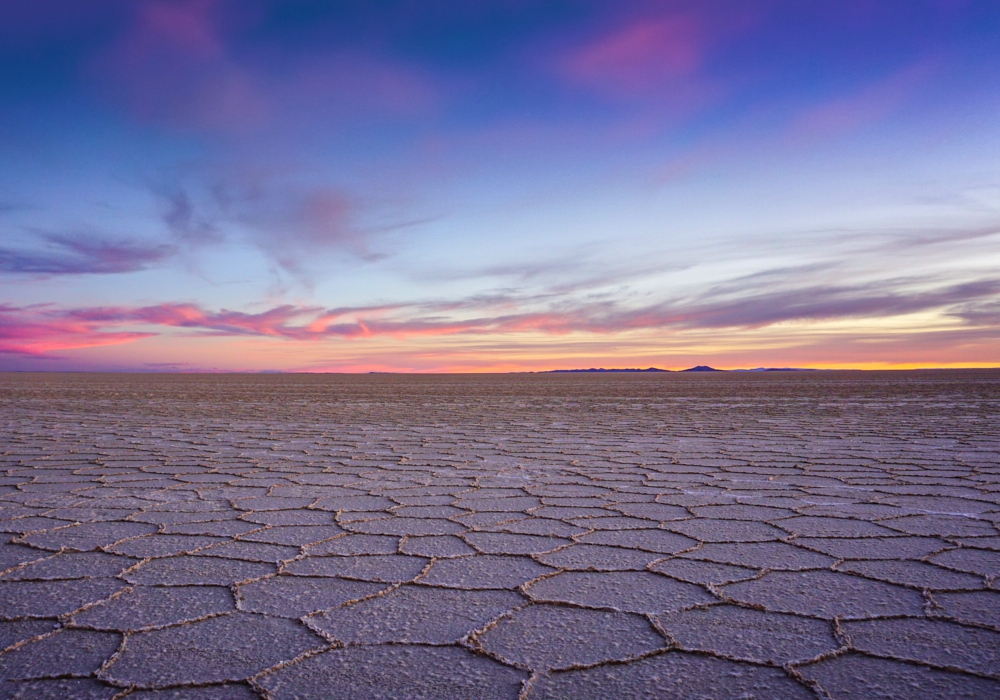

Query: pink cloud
[553,4,760,110]
[789,58,940,140]
[89,0,438,133]
[276,191,354,248]
[1,302,576,356]
[0,304,153,358]
[90,0,264,130]
[3,272,997,361]
[561,15,703,97]
[213,177,378,270]
[141,0,224,58]
[155,169,406,278]
[62,303,321,339]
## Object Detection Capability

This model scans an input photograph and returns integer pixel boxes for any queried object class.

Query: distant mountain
[528,365,820,374]
[730,368,819,372]
[543,367,670,373]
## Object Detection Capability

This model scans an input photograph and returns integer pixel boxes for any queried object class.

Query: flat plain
[0,370,998,699]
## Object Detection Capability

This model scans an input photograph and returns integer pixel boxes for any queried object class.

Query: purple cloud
[87,0,439,134]
[150,169,394,276]
[1,270,996,360]
[0,303,154,358]
[788,57,940,141]
[0,233,174,275]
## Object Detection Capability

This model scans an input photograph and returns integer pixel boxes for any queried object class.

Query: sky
[1,0,999,372]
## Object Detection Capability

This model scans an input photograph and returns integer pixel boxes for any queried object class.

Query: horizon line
[3,365,1000,375]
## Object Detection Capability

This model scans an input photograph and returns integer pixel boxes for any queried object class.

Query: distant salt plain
[1,370,998,698]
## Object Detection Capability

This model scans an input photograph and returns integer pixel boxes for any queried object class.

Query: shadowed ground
[0,371,998,699]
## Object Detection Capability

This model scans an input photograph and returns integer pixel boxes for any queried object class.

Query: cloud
[149,168,396,276]
[788,57,940,140]
[658,278,1000,331]
[90,0,265,131]
[886,224,1000,250]
[560,14,704,98]
[552,2,758,113]
[89,0,438,134]
[232,187,370,270]
[3,268,997,360]
[64,303,323,338]
[0,304,153,358]
[0,233,175,275]
[158,187,223,244]
[954,301,1000,327]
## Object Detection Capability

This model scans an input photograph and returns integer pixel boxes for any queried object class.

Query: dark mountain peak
[681,365,722,372]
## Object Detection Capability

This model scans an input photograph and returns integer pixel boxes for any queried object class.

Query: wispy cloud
[89,0,439,134]
[149,167,401,278]
[63,303,324,338]
[0,233,174,275]
[788,57,940,141]
[667,278,1000,330]
[157,187,222,245]
[0,304,154,358]
[560,14,704,98]
[2,269,997,360]
[552,2,760,118]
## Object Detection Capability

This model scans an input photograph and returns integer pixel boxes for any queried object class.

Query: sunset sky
[2,0,999,372]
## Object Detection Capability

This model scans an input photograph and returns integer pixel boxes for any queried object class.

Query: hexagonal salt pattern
[1,370,998,698]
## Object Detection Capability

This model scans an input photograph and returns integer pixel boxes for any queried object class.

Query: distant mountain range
[539,366,818,373]
[543,367,669,373]
[730,367,818,372]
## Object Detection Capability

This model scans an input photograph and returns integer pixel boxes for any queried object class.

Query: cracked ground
[1,371,998,699]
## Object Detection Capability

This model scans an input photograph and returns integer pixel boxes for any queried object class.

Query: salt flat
[0,371,998,699]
